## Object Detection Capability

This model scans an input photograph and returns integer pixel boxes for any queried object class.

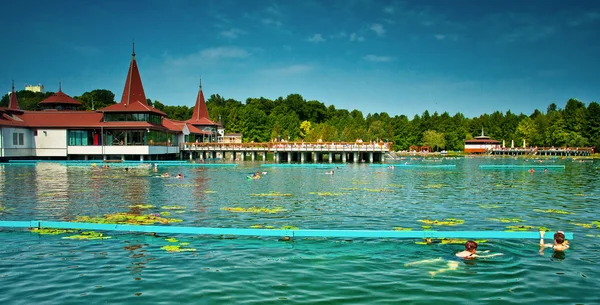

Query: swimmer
[261,171,267,175]
[539,230,569,254]
[176,173,184,178]
[325,170,334,175]
[125,167,130,172]
[529,168,535,173]
[456,240,503,259]
[153,164,158,172]
[161,173,170,178]
[544,168,548,173]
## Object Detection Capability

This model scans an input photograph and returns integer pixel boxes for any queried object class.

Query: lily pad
[160,245,196,252]
[62,231,111,240]
[221,207,286,214]
[74,213,182,225]
[128,204,154,209]
[161,206,186,210]
[393,227,413,231]
[165,238,179,243]
[533,209,572,215]
[486,218,524,223]
[419,218,464,226]
[251,192,292,197]
[30,228,74,235]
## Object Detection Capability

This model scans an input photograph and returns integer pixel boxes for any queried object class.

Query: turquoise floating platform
[0,221,573,240]
[370,164,456,168]
[479,165,565,170]
[6,160,237,167]
[261,164,347,168]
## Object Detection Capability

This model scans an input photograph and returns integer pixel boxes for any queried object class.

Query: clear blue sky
[2,0,599,118]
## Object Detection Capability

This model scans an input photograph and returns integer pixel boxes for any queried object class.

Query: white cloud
[363,54,395,62]
[434,34,446,40]
[370,23,386,37]
[261,64,313,75]
[262,18,283,27]
[567,11,600,26]
[220,28,245,39]
[383,6,394,14]
[306,33,326,43]
[350,33,365,42]
[166,47,250,67]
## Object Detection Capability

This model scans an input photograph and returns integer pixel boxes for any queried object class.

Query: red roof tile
[21,111,103,128]
[0,112,27,126]
[164,118,211,134]
[100,100,167,116]
[39,89,82,106]
[121,49,147,106]
[186,82,217,126]
[8,81,20,110]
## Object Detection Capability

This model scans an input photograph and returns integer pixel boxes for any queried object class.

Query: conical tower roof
[8,80,20,110]
[186,78,216,125]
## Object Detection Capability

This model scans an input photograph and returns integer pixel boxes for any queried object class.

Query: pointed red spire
[120,42,147,106]
[190,77,210,122]
[8,80,20,109]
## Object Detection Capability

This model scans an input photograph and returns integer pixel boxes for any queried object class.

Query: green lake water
[0,158,599,304]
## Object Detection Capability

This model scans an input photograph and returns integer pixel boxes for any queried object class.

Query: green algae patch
[486,218,524,223]
[251,192,293,197]
[572,222,594,228]
[160,245,196,252]
[63,231,111,240]
[505,225,535,231]
[221,207,286,214]
[533,209,572,215]
[128,204,154,209]
[363,188,393,193]
[309,192,347,196]
[161,205,186,210]
[74,213,183,225]
[418,218,464,226]
[165,238,179,243]
[30,228,74,235]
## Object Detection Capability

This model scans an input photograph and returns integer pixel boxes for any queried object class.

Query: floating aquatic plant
[160,245,196,252]
[423,184,446,189]
[30,228,74,235]
[63,231,111,240]
[505,225,535,231]
[486,218,524,223]
[440,239,487,245]
[74,213,182,225]
[309,192,346,196]
[221,207,286,214]
[386,184,404,188]
[393,227,413,231]
[478,204,502,209]
[280,225,299,230]
[204,190,217,193]
[572,222,594,228]
[161,205,186,210]
[165,238,179,243]
[249,224,298,230]
[251,192,292,197]
[339,187,360,191]
[418,218,464,226]
[128,204,154,209]
[533,209,572,215]
[363,188,393,193]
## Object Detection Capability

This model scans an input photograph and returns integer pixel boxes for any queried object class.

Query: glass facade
[68,130,93,146]
[104,113,162,124]
[67,129,177,146]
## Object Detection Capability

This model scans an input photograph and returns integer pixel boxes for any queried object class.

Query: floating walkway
[5,160,238,167]
[261,163,347,168]
[0,221,573,240]
[479,165,565,170]
[370,164,456,169]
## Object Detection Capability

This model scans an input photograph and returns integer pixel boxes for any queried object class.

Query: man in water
[539,230,569,254]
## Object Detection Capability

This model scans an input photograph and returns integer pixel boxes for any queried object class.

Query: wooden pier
[181,142,391,163]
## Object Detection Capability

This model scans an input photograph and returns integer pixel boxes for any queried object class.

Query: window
[13,133,18,145]
[68,130,91,146]
[18,133,24,145]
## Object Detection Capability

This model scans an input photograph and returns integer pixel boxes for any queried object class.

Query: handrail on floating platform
[0,221,574,240]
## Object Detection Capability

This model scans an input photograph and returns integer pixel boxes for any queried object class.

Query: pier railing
[181,141,391,153]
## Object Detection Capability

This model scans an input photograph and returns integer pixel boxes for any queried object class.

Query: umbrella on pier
[502,140,505,148]
[523,139,526,148]
[511,140,514,149]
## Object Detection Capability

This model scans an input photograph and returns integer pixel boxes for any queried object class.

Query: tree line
[2,89,598,151]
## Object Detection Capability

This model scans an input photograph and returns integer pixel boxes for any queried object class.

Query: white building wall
[1,127,35,157]
[34,129,67,157]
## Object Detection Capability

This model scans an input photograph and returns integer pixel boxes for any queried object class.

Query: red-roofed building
[185,80,220,142]
[0,46,185,161]
[38,83,82,111]
[464,128,501,153]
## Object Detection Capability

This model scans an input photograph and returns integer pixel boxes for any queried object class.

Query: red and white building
[0,46,227,161]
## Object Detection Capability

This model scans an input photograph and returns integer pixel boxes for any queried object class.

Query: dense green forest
[2,90,598,151]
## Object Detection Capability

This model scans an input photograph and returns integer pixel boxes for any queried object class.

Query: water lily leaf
[161,206,186,210]
[221,207,286,213]
[419,218,464,226]
[165,238,178,243]
[128,204,154,209]
[30,228,74,235]
[393,227,413,231]
[533,209,572,215]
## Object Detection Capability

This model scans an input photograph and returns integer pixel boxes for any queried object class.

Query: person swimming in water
[176,173,184,178]
[539,230,569,254]
[161,172,170,178]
